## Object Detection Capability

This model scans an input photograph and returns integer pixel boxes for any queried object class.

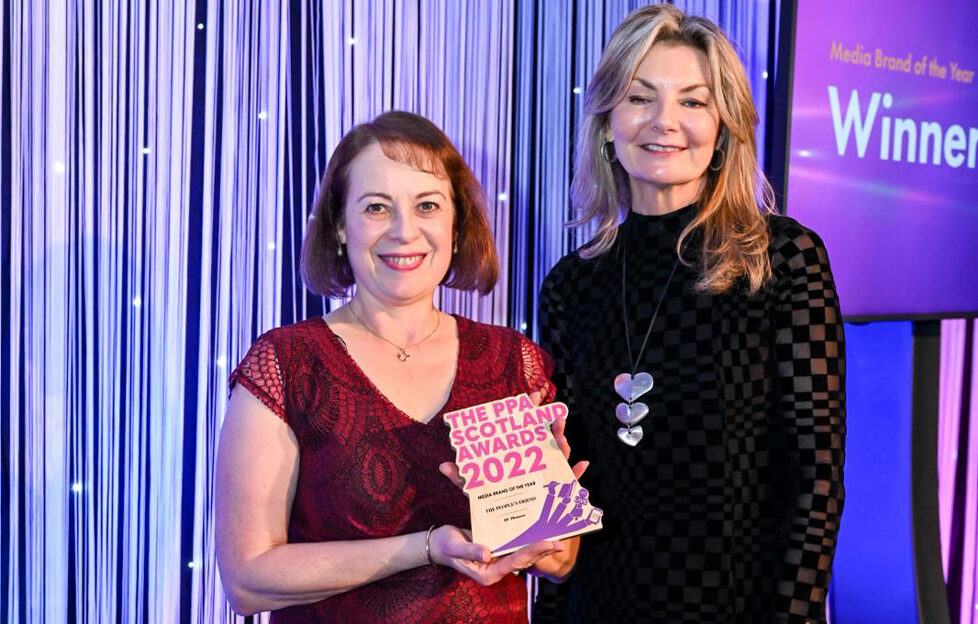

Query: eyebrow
[357,190,446,202]
[632,77,711,93]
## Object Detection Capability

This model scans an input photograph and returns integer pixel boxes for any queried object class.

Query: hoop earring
[601,141,617,163]
[709,148,725,172]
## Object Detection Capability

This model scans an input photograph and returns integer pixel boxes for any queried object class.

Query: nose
[650,99,679,133]
[388,209,420,242]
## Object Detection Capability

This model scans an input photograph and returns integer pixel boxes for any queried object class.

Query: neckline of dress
[623,202,697,232]
[318,314,467,427]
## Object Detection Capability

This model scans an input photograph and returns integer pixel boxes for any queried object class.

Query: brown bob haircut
[300,111,499,297]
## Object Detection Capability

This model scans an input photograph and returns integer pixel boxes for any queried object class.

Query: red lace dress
[229,315,556,624]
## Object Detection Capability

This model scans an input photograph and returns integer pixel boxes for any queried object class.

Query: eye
[364,203,389,215]
[417,201,440,214]
[682,99,707,108]
[628,95,652,105]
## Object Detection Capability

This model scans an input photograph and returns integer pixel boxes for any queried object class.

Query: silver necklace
[349,303,441,362]
[615,243,681,447]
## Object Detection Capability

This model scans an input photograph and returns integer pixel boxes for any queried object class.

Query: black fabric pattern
[533,205,846,624]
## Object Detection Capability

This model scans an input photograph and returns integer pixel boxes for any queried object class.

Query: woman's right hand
[427,525,563,586]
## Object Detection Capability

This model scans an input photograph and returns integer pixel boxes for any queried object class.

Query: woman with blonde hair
[535,5,845,623]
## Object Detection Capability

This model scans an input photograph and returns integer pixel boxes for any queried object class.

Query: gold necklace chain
[348,303,442,362]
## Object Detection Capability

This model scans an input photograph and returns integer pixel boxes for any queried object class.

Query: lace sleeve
[228,334,288,422]
[770,223,847,623]
[519,335,556,404]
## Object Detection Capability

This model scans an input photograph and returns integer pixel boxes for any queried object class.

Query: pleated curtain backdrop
[939,319,978,624]
[2,1,975,623]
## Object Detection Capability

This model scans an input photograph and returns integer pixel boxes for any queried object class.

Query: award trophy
[443,393,603,556]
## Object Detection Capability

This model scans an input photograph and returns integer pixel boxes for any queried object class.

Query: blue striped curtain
[34,2,978,624]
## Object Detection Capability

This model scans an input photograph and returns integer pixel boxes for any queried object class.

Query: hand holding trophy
[440,393,602,556]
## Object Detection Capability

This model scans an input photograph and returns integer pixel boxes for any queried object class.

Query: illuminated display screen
[784,0,978,318]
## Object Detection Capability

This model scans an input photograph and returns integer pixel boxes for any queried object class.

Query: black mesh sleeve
[769,223,847,624]
[532,257,578,623]
[537,256,585,454]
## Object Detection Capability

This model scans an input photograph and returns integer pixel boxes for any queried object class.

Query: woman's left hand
[429,525,567,585]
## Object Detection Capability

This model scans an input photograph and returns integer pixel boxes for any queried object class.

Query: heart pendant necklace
[615,240,681,447]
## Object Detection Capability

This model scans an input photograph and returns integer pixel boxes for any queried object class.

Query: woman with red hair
[216,111,577,623]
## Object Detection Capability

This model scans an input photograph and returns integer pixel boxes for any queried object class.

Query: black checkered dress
[533,205,845,624]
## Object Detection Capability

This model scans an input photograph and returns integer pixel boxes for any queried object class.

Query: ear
[716,125,729,149]
[337,228,346,245]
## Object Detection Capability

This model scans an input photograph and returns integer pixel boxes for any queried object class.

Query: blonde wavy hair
[572,4,775,294]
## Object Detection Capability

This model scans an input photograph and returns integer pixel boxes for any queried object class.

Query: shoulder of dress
[767,214,825,245]
[457,316,544,356]
[458,316,523,341]
[543,254,576,282]
[765,215,836,288]
[767,214,830,258]
[251,318,328,350]
[542,250,607,292]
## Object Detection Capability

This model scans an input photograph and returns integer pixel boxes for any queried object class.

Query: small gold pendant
[396,349,410,362]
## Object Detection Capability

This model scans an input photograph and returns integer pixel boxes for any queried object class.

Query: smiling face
[606,41,721,211]
[339,143,454,308]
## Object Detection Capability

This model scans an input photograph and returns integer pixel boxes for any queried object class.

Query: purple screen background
[787,0,978,318]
